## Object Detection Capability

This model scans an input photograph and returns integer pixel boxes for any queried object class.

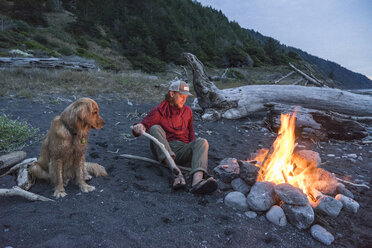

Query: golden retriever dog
[30,98,107,198]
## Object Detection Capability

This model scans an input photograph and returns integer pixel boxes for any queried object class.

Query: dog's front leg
[76,159,95,193]
[50,159,67,198]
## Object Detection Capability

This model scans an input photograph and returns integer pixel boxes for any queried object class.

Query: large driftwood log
[264,104,368,141]
[0,151,27,171]
[289,63,324,87]
[183,53,238,111]
[183,53,372,120]
[0,57,97,70]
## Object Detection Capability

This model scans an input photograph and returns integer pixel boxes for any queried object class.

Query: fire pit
[214,111,360,245]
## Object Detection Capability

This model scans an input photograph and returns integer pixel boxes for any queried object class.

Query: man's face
[170,91,188,109]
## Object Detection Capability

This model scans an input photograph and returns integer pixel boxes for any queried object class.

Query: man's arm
[132,107,160,137]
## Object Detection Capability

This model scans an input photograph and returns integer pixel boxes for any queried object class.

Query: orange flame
[257,111,310,196]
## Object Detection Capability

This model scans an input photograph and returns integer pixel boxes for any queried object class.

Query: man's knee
[149,125,165,136]
[196,138,209,150]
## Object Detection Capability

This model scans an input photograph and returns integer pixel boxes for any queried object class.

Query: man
[132,80,217,194]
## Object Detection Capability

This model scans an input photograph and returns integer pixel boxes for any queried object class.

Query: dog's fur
[30,98,107,198]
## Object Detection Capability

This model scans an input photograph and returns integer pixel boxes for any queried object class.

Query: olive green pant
[149,125,208,175]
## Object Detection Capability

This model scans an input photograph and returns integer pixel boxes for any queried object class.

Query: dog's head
[61,98,104,132]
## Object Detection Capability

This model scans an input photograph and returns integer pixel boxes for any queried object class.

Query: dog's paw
[53,189,67,198]
[80,183,95,193]
[84,174,93,181]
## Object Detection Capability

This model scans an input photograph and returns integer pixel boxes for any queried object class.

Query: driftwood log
[0,151,27,172]
[183,52,372,140]
[183,52,372,121]
[0,57,97,70]
[264,104,369,141]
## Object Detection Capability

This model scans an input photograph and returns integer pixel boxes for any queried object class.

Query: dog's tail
[85,162,107,177]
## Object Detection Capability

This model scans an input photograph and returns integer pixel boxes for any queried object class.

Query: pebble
[244,211,257,218]
[347,154,357,159]
[310,224,334,245]
[327,154,335,157]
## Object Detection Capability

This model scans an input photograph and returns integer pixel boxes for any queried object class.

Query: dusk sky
[197,0,372,80]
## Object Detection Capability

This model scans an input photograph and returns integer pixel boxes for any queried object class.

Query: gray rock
[214,158,240,183]
[274,183,309,205]
[231,178,251,195]
[336,183,354,199]
[335,194,359,213]
[313,196,343,218]
[292,150,321,171]
[224,191,249,211]
[217,179,233,191]
[244,211,257,218]
[310,224,335,245]
[266,205,287,226]
[246,181,277,211]
[238,160,260,185]
[282,203,314,229]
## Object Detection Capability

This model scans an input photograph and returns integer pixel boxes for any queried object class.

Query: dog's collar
[61,118,77,136]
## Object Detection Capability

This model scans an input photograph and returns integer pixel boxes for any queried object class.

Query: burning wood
[309,187,323,202]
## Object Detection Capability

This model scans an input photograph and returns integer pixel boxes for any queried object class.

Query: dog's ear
[76,101,92,125]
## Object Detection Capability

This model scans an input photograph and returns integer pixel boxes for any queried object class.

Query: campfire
[255,111,330,201]
[214,110,361,246]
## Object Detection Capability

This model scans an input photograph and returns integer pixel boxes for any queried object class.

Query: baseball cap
[169,80,193,96]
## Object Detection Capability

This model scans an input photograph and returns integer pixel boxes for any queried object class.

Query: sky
[197,0,372,80]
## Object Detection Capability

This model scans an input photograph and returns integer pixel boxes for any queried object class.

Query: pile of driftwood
[183,52,372,141]
[0,151,54,201]
[0,57,97,70]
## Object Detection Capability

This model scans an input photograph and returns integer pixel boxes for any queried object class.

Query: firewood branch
[334,175,370,189]
[130,126,179,174]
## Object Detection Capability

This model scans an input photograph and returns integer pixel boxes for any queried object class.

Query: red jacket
[139,100,196,143]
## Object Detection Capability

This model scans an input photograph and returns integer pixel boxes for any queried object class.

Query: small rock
[347,154,357,159]
[292,150,321,170]
[217,179,233,191]
[244,211,257,218]
[327,154,335,157]
[224,191,249,211]
[282,203,314,230]
[231,178,251,195]
[335,194,359,213]
[336,183,354,199]
[266,205,287,226]
[310,224,335,245]
[247,182,277,211]
[274,183,308,205]
[313,196,343,218]
[214,158,240,183]
[238,160,260,185]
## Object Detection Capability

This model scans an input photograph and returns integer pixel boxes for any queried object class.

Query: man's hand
[132,123,146,136]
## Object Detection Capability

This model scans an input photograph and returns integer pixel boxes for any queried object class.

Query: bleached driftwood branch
[289,62,324,87]
[130,126,181,174]
[334,176,370,189]
[274,71,295,84]
[119,154,191,173]
[0,186,54,201]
